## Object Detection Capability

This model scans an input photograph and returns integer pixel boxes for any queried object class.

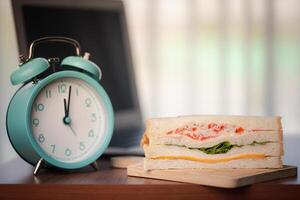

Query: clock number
[65,148,72,157]
[32,118,39,127]
[76,88,79,96]
[79,142,85,151]
[91,113,97,122]
[45,90,51,98]
[50,144,56,153]
[34,103,44,112]
[58,83,67,93]
[88,129,94,137]
[85,98,92,107]
[38,134,45,143]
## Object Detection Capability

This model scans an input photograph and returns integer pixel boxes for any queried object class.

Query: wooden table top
[0,135,299,200]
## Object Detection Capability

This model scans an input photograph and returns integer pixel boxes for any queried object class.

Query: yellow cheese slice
[151,153,267,164]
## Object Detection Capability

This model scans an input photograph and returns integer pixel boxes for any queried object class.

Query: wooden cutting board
[127,162,297,188]
[111,156,144,168]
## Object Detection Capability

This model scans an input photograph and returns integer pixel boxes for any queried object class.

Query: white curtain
[124,0,300,134]
[0,0,20,163]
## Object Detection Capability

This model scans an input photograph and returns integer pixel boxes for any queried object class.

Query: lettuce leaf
[197,142,237,154]
[191,141,268,155]
[249,141,268,146]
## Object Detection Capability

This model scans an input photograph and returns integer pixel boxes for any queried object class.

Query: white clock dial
[31,77,107,163]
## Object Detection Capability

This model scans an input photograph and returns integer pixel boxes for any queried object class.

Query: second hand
[68,124,77,136]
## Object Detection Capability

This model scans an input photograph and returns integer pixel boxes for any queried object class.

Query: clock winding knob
[83,52,91,60]
[19,54,26,65]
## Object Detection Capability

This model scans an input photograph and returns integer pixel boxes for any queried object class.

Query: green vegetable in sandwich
[189,141,269,155]
[198,142,237,154]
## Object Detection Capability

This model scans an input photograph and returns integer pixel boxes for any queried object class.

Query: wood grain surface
[111,156,144,168]
[127,162,297,188]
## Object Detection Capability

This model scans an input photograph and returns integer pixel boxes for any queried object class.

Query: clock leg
[90,161,99,171]
[33,158,44,176]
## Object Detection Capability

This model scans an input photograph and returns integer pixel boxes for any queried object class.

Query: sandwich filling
[165,122,274,141]
[151,154,267,163]
[148,141,272,163]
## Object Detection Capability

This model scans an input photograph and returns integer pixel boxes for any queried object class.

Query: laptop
[12,0,144,155]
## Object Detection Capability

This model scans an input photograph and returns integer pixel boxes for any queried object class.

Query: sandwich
[141,115,283,170]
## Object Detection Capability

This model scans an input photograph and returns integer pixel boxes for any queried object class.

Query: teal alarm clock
[6,37,114,175]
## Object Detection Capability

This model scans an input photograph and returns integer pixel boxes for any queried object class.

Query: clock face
[31,77,107,163]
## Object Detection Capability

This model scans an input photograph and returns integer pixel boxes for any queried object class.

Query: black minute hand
[66,86,72,116]
[63,86,74,136]
[64,98,68,117]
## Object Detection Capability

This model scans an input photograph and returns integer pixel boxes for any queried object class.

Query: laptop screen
[13,1,143,148]
[22,5,134,112]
